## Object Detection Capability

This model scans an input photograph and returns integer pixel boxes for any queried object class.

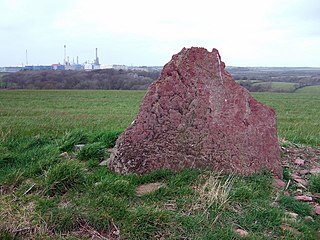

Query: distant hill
[227,66,320,86]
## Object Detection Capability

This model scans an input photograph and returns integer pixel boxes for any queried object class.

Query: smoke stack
[95,48,100,65]
[64,45,66,65]
[77,56,79,65]
[26,49,28,65]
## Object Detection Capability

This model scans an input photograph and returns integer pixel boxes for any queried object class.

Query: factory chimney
[26,49,28,66]
[64,45,66,66]
[95,48,100,65]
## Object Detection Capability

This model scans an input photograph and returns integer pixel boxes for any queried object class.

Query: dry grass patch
[191,172,234,219]
[0,195,46,237]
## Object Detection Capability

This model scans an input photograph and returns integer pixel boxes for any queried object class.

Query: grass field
[252,82,298,92]
[252,92,320,146]
[1,90,319,146]
[296,85,320,94]
[0,90,320,239]
[0,90,145,137]
[236,80,262,84]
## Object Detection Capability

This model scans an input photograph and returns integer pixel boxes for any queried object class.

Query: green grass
[0,90,144,136]
[309,174,320,193]
[253,92,320,146]
[0,90,319,239]
[296,85,320,93]
[43,160,86,196]
[252,81,298,91]
[270,82,298,91]
[278,195,313,216]
[236,79,262,83]
[236,80,300,92]
[0,90,319,146]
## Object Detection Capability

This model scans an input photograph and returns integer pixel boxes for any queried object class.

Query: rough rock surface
[108,47,281,176]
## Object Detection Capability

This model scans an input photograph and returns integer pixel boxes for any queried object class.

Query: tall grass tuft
[309,174,320,194]
[43,160,86,195]
[90,131,121,148]
[77,142,105,161]
[1,169,25,191]
[59,130,88,152]
[278,195,312,216]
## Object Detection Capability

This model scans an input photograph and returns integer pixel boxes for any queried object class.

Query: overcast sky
[1,0,319,67]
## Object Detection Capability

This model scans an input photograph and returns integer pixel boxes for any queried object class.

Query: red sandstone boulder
[108,47,282,176]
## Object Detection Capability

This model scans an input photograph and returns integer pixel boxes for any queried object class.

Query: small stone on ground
[294,195,313,202]
[310,167,320,175]
[315,205,320,215]
[294,158,305,165]
[273,178,286,189]
[99,160,108,166]
[235,229,248,237]
[280,224,301,236]
[135,182,165,196]
[59,152,69,158]
[74,144,85,151]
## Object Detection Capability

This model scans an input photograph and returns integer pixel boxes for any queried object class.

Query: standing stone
[108,47,282,177]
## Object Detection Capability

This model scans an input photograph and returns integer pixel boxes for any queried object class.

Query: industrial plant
[0,46,103,73]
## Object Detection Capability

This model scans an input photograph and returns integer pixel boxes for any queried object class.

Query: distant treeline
[0,69,160,90]
[1,67,320,92]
